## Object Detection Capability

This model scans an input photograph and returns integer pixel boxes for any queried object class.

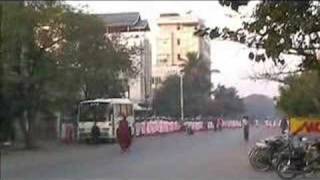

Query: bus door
[112,104,124,137]
[112,104,117,137]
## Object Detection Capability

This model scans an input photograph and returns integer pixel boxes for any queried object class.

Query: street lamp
[178,67,220,120]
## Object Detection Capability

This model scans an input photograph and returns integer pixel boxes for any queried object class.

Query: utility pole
[0,3,3,178]
[180,73,184,121]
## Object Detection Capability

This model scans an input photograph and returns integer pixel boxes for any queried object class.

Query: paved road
[2,127,316,180]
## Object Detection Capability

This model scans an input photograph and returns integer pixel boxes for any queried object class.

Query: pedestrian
[255,120,259,127]
[186,125,194,135]
[116,115,132,153]
[280,117,289,134]
[91,121,100,144]
[242,116,250,141]
[213,118,218,131]
[217,118,223,131]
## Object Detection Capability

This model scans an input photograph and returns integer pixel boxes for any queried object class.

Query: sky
[67,1,282,98]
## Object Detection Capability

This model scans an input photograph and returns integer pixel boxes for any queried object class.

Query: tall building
[96,12,152,105]
[152,13,210,89]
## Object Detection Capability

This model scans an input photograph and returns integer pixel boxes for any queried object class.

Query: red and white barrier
[264,120,280,128]
[135,120,182,137]
[134,119,247,137]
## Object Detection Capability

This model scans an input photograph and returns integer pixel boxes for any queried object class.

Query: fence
[59,119,280,143]
[134,119,244,136]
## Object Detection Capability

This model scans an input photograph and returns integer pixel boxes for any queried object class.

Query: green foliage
[277,71,320,117]
[0,2,134,147]
[182,53,212,116]
[204,85,244,118]
[0,2,58,147]
[197,1,320,118]
[152,53,244,118]
[218,0,250,11]
[152,75,181,117]
[153,52,212,117]
[52,12,133,107]
[198,1,320,72]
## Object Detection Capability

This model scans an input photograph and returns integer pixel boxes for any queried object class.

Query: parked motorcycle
[276,138,320,180]
[249,135,289,171]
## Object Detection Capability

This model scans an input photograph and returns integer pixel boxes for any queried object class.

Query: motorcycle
[276,137,320,180]
[249,135,289,171]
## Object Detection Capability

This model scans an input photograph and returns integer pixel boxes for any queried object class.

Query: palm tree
[180,52,212,116]
[181,52,209,75]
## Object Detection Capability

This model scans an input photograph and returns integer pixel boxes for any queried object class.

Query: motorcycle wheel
[249,148,271,172]
[248,146,258,157]
[276,159,297,180]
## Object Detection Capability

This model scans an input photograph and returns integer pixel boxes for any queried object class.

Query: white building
[96,12,152,105]
[152,13,211,89]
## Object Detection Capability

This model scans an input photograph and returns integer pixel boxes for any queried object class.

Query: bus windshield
[79,102,111,122]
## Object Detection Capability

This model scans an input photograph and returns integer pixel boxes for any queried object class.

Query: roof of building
[95,12,150,31]
[160,13,180,17]
[157,13,202,26]
[131,19,149,30]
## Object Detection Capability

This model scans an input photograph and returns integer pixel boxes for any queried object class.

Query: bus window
[113,104,133,117]
[79,102,110,122]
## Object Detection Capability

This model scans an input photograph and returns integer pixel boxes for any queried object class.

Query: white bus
[77,98,135,142]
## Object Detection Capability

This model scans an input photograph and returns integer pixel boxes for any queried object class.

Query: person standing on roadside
[242,116,250,141]
[116,114,132,153]
[280,117,289,134]
[91,121,100,144]
[217,117,223,131]
[213,118,218,131]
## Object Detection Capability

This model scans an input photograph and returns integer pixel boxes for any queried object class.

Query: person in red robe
[116,115,132,153]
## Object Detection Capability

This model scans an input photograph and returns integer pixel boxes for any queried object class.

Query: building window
[177,38,180,45]
[177,54,181,60]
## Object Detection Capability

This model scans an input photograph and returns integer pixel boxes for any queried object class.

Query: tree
[182,52,212,116]
[152,75,181,117]
[277,71,320,117]
[218,0,250,11]
[205,85,244,118]
[196,1,320,82]
[152,52,244,118]
[152,52,212,117]
[51,12,135,110]
[0,2,135,148]
[1,2,62,148]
